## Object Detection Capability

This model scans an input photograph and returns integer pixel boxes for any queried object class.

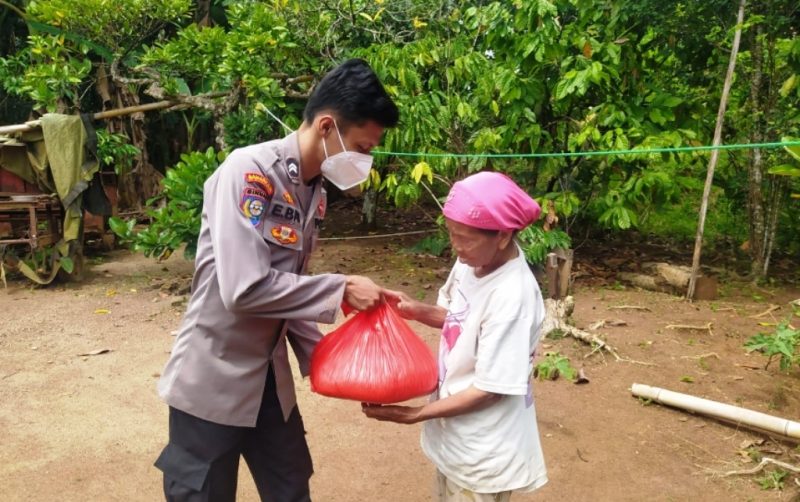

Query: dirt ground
[2,210,800,501]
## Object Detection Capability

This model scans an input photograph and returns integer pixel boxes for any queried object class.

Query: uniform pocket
[154,443,211,492]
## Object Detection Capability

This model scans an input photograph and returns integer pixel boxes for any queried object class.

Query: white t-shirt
[421,246,548,494]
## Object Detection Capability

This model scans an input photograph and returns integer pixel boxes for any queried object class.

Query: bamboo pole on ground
[632,383,800,440]
[687,0,747,300]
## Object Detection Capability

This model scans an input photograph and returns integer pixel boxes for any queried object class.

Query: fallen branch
[609,305,652,312]
[666,322,714,335]
[749,304,780,319]
[680,352,720,360]
[588,319,628,330]
[714,457,800,477]
[544,297,653,366]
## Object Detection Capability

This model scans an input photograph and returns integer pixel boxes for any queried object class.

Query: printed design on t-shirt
[244,172,274,197]
[271,225,298,245]
[439,288,469,385]
[240,186,267,227]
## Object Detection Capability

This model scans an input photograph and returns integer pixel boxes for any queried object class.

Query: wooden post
[557,248,573,299]
[545,252,559,299]
[687,0,747,300]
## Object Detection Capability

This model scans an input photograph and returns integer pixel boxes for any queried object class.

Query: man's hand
[361,403,425,424]
[344,275,382,311]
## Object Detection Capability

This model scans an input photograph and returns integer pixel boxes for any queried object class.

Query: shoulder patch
[241,187,267,227]
[245,172,275,197]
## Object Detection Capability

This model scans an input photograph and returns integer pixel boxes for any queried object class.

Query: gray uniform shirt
[158,132,346,427]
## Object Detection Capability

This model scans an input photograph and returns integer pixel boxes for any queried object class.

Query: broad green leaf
[768,164,800,177]
[411,161,433,184]
[779,74,797,98]
[783,137,800,162]
[59,256,74,273]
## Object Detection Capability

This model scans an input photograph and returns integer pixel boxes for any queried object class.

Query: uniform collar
[278,131,303,185]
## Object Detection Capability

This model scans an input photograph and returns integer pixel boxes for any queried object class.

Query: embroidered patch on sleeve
[271,225,299,244]
[240,186,267,226]
[282,191,295,205]
[245,172,275,197]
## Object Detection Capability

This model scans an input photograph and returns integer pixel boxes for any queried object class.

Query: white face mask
[320,121,373,191]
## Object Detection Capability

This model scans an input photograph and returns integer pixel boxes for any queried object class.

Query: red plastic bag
[310,303,438,404]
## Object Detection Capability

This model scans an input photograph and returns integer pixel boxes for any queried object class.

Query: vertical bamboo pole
[687,0,747,300]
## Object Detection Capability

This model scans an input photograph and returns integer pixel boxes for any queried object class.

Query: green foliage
[96,129,140,175]
[0,34,92,111]
[410,233,449,257]
[2,0,798,271]
[518,226,572,265]
[744,320,800,372]
[756,469,788,491]
[26,0,191,54]
[110,147,224,259]
[535,352,577,381]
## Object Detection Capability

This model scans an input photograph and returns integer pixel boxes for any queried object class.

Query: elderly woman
[365,171,548,502]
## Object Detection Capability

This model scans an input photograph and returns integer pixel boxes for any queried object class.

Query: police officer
[154,59,399,501]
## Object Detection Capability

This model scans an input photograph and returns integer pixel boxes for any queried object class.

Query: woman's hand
[381,289,423,320]
[361,403,425,424]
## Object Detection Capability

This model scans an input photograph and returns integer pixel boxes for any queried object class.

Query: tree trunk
[195,0,212,27]
[686,0,746,299]
[761,175,785,277]
[361,189,378,229]
[747,23,767,279]
[103,76,163,212]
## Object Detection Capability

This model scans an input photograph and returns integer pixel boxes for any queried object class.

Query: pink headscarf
[442,171,541,231]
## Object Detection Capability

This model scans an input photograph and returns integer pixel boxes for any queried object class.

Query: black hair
[303,58,399,129]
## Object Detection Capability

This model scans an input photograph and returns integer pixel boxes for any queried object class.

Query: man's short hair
[303,58,399,129]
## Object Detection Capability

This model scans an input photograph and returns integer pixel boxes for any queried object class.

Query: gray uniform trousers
[155,367,313,502]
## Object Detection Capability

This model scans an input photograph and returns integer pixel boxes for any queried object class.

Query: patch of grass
[680,375,694,383]
[767,385,788,411]
[409,234,449,257]
[545,329,566,341]
[756,469,787,491]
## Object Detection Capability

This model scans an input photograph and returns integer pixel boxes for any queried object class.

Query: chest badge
[271,225,299,244]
